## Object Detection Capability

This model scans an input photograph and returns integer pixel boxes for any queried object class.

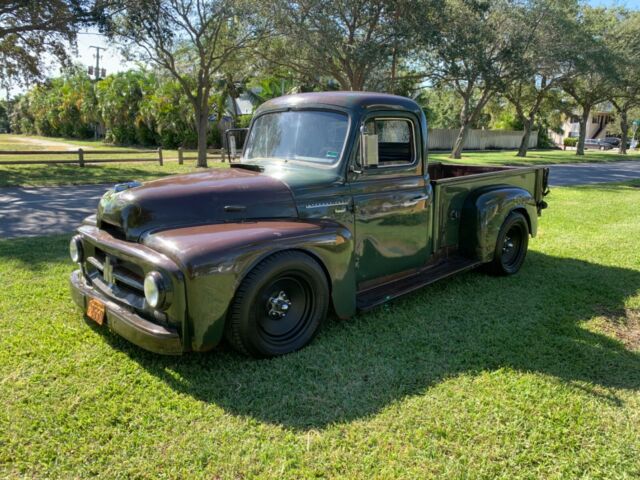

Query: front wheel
[486,211,529,276]
[225,251,329,358]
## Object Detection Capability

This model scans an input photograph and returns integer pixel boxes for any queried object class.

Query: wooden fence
[0,129,536,167]
[0,147,229,166]
[428,129,537,151]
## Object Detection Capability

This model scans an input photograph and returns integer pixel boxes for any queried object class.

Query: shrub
[564,137,578,147]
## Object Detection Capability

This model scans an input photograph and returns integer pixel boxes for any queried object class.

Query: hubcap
[267,291,292,319]
[502,236,515,254]
[257,275,314,345]
[501,226,522,267]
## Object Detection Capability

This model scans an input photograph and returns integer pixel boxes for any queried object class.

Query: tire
[486,211,529,276]
[225,251,329,358]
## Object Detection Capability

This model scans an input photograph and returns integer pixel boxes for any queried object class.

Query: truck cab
[69,92,549,358]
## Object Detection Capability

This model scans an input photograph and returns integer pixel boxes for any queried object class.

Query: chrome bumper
[69,270,183,355]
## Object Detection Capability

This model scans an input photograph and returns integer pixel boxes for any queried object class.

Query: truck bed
[428,162,514,181]
[428,162,548,253]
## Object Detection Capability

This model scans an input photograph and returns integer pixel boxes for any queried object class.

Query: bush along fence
[0,148,230,166]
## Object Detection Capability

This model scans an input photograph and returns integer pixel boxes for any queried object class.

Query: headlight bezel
[144,271,172,310]
[69,235,84,263]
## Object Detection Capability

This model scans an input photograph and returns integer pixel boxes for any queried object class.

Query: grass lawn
[1,181,639,478]
[0,134,227,187]
[0,162,224,188]
[430,148,640,165]
[0,133,638,188]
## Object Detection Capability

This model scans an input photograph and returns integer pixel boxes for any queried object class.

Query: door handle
[402,194,429,208]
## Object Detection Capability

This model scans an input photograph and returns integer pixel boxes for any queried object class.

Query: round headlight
[69,236,83,263]
[144,271,171,309]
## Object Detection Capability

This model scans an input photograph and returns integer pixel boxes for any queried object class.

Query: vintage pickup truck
[69,92,549,357]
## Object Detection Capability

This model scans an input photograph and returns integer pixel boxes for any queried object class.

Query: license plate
[87,298,106,325]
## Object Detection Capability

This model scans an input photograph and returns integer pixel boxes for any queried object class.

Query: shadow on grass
[92,251,640,430]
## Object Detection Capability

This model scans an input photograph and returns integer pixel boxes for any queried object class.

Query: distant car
[603,137,621,147]
[584,139,614,150]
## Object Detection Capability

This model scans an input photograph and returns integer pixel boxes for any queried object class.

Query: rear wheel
[225,251,329,357]
[486,211,529,276]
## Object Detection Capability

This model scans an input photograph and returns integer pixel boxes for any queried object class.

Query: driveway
[1,161,639,239]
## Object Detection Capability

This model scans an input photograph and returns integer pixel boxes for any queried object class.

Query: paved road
[1,161,639,239]
[547,160,640,186]
[0,184,109,239]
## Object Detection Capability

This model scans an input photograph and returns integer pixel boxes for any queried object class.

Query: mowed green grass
[1,133,638,187]
[1,181,639,478]
[0,134,227,187]
[430,148,640,165]
[0,162,225,188]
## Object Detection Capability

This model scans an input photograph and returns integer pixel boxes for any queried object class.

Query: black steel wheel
[486,211,529,276]
[225,251,329,357]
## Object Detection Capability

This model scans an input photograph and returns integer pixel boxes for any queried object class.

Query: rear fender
[459,186,537,262]
[143,220,355,351]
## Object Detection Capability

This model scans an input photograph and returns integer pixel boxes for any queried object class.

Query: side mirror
[360,132,379,168]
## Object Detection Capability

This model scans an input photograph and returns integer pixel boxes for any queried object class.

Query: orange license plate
[87,298,106,325]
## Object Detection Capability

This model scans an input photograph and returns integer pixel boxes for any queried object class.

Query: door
[349,115,432,286]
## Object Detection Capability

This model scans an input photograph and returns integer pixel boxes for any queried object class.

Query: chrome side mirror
[360,131,379,168]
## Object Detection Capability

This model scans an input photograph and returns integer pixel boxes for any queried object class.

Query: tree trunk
[517,116,534,157]
[576,106,590,156]
[451,121,471,159]
[196,109,209,168]
[619,109,628,155]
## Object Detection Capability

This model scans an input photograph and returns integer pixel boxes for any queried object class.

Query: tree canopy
[4,0,640,157]
[0,1,92,88]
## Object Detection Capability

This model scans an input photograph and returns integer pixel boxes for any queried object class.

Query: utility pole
[89,46,106,80]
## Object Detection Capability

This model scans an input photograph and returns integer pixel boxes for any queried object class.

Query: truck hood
[96,167,298,241]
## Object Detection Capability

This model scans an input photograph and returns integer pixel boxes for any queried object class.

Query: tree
[95,70,157,145]
[99,0,267,167]
[607,11,640,154]
[0,1,91,86]
[503,0,580,157]
[560,7,620,156]
[412,0,534,159]
[262,0,415,91]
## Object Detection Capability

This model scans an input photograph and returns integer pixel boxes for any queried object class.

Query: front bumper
[69,269,183,355]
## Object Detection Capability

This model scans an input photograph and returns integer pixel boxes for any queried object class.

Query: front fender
[143,220,355,351]
[459,186,537,262]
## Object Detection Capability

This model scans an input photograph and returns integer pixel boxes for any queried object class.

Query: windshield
[243,110,349,165]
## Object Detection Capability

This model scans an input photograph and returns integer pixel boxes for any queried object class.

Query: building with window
[549,103,615,146]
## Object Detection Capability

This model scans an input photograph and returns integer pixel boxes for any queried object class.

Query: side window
[365,118,415,165]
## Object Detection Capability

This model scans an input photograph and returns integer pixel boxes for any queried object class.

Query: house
[549,102,615,146]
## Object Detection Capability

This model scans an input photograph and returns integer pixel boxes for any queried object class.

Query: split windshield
[243,110,349,165]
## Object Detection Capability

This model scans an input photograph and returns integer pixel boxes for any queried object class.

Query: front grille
[86,249,146,310]
[79,235,176,329]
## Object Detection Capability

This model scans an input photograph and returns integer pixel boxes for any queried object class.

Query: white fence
[428,129,537,151]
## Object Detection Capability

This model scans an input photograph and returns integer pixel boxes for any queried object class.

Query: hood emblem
[305,200,350,209]
[114,181,142,193]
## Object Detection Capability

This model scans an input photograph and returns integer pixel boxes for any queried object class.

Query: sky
[589,0,640,6]
[71,30,134,79]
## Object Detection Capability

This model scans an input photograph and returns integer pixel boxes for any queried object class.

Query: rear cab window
[364,118,415,166]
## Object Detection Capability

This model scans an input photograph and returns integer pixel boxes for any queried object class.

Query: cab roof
[256,91,422,116]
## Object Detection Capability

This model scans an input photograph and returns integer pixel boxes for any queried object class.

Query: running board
[356,256,482,311]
